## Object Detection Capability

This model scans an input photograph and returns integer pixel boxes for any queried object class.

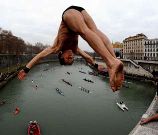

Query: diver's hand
[18,70,27,80]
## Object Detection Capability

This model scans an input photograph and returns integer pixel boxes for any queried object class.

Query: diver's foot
[108,59,124,92]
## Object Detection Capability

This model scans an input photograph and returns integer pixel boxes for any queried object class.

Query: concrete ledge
[131,126,158,135]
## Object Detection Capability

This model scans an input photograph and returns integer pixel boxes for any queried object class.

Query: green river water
[0,62,155,135]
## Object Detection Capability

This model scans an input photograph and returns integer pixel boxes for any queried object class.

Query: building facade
[112,42,123,58]
[123,33,147,60]
[144,39,158,61]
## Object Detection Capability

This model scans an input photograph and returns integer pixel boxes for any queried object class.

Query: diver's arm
[18,36,60,80]
[77,48,106,72]
[77,48,95,65]
[26,37,60,69]
[26,47,56,69]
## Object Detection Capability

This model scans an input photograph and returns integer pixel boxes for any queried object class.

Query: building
[144,39,158,61]
[112,42,123,58]
[123,33,147,60]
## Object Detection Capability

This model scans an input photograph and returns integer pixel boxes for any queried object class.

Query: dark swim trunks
[62,6,85,22]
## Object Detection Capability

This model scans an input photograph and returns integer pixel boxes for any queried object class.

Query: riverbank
[0,71,18,89]
[96,61,154,83]
[0,60,58,89]
[0,62,26,89]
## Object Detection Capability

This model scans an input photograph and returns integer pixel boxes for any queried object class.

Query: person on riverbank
[140,113,158,125]
[18,5,124,92]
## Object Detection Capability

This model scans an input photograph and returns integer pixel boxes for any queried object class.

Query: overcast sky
[0,0,158,51]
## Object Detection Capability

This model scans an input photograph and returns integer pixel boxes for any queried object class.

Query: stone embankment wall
[0,54,58,68]
[0,54,33,68]
[122,59,154,81]
[0,71,18,89]
[96,59,153,79]
[0,54,58,89]
[124,65,153,78]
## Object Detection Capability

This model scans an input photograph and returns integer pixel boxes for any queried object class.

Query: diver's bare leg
[81,10,116,58]
[81,10,124,90]
[63,9,123,91]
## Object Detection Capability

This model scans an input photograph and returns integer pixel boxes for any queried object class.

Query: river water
[0,62,155,135]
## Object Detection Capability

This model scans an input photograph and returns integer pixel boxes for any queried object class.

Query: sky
[0,0,158,51]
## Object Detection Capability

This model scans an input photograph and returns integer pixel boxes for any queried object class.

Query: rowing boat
[28,121,41,135]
